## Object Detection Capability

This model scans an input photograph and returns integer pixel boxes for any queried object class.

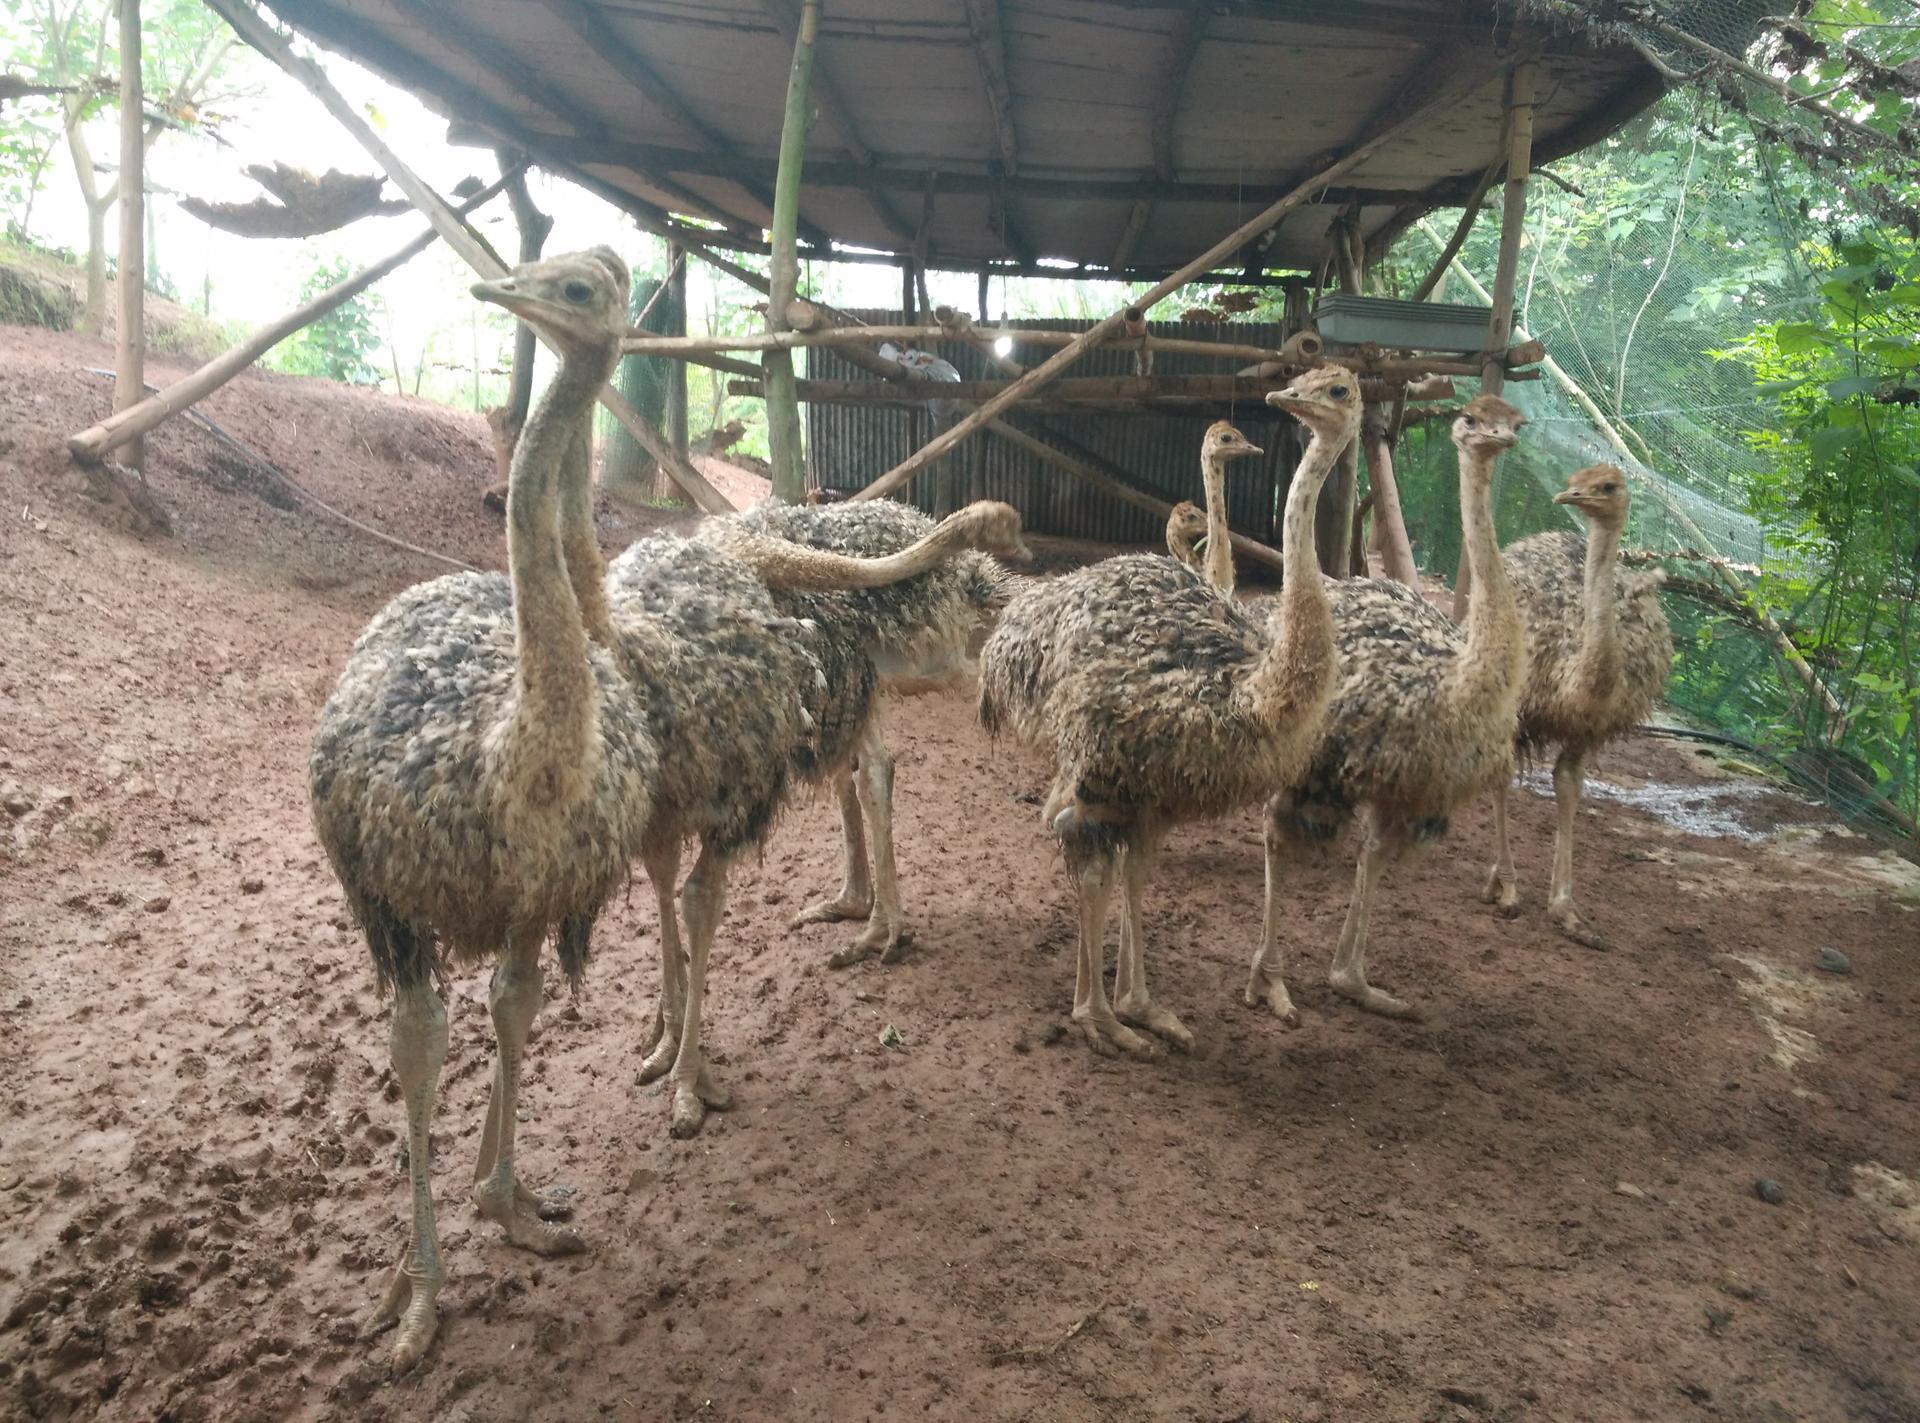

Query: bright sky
[24,28,1136,405]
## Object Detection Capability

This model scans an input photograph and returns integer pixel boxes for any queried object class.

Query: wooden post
[848,55,1485,503]
[1454,59,1538,619]
[764,0,819,504]
[1315,217,1363,576]
[69,176,512,463]
[488,152,553,486]
[663,239,689,497]
[115,0,145,471]
[205,0,733,514]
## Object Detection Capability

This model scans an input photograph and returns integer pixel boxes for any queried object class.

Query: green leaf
[1773,323,1826,354]
[1825,376,1879,401]
[1808,424,1860,461]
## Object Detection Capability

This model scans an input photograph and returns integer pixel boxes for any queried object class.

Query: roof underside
[268,0,1667,280]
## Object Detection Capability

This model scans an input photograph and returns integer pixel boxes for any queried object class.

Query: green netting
[1382,3,1919,846]
[601,273,681,498]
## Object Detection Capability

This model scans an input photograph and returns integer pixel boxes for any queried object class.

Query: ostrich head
[954,500,1035,564]
[1553,463,1631,528]
[472,246,630,348]
[1167,499,1208,544]
[1264,366,1362,443]
[1200,421,1264,467]
[1451,394,1526,468]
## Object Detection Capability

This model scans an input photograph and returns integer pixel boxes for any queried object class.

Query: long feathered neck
[1572,515,1624,698]
[1240,423,1342,725]
[1201,447,1235,596]
[505,333,617,805]
[1451,445,1523,713]
[556,414,616,646]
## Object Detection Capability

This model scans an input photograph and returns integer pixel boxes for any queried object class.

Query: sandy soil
[2,328,1917,1423]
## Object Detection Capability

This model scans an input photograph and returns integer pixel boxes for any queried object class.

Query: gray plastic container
[1312,295,1493,353]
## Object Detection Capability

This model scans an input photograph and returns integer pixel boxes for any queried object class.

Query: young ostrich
[1483,464,1672,946]
[1245,394,1528,1024]
[695,499,1024,968]
[1165,499,1209,570]
[979,370,1357,1057]
[309,248,653,1372]
[606,498,1030,1135]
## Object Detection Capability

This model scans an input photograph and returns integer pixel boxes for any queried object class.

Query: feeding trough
[1312,295,1493,354]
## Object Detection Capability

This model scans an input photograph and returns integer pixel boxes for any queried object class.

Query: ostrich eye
[563,280,593,303]
[1330,385,1350,399]
[1463,413,1477,426]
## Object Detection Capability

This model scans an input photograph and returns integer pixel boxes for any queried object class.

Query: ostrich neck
[506,334,617,793]
[1200,451,1234,595]
[557,413,615,647]
[1243,424,1342,726]
[1573,517,1624,697]
[1452,446,1523,711]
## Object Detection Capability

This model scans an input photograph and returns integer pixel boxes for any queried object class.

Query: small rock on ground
[1814,947,1852,975]
[1754,1178,1787,1206]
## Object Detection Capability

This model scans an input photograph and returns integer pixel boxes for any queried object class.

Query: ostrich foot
[1114,991,1196,1053]
[1482,866,1520,918]
[1550,900,1610,951]
[826,915,913,970]
[1328,968,1424,1022]
[364,1251,443,1374]
[1241,968,1302,1028]
[636,1020,683,1085]
[474,1177,586,1255]
[668,1058,733,1138]
[1069,1009,1157,1060]
[514,1180,574,1222]
[791,891,871,928]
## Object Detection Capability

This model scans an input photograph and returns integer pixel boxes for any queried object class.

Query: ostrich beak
[472,276,550,326]
[1238,441,1265,457]
[1552,488,1586,507]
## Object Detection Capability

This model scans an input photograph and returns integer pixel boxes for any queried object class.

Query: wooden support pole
[849,55,1489,503]
[666,240,689,463]
[764,0,818,504]
[206,0,733,514]
[1455,58,1539,619]
[728,372,1450,408]
[1411,156,1501,302]
[115,0,145,471]
[1316,216,1363,576]
[1361,402,1419,585]
[70,175,514,464]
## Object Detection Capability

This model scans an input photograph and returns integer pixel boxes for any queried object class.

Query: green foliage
[271,255,381,385]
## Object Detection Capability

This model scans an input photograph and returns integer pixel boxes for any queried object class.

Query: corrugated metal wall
[805,312,1299,545]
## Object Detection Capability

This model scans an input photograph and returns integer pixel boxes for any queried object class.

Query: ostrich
[978,369,1358,1057]
[1245,394,1528,1024]
[1165,499,1209,570]
[1482,464,1672,946]
[607,497,1031,1135]
[690,499,1024,969]
[309,247,654,1372]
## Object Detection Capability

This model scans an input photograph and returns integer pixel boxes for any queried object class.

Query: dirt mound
[1,323,1917,1422]
[0,242,229,362]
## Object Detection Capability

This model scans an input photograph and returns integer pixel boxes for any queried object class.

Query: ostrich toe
[1327,968,1424,1021]
[365,1250,442,1374]
[1115,992,1196,1053]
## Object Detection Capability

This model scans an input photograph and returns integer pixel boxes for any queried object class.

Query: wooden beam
[115,0,145,471]
[1411,154,1501,301]
[961,0,1019,176]
[70,171,515,464]
[1114,0,1209,268]
[765,0,819,504]
[211,0,735,516]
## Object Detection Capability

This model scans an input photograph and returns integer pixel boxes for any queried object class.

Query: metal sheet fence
[804,311,1297,545]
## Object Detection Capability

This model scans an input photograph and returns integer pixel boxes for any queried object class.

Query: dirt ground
[2,328,1917,1423]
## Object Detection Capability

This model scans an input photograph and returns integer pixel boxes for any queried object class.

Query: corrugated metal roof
[261,0,1666,279]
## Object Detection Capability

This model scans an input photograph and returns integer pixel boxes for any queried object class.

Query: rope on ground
[81,367,478,573]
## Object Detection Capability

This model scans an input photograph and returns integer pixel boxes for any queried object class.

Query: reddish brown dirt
[2,327,1918,1423]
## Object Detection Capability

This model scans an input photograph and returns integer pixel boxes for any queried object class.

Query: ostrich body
[706,498,1020,967]
[1246,395,1528,1024]
[607,498,1030,1135]
[309,248,650,1372]
[979,381,1354,1056]
[1483,464,1672,945]
[1165,499,1209,571]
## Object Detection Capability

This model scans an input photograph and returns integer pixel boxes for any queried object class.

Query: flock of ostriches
[307,248,1673,1370]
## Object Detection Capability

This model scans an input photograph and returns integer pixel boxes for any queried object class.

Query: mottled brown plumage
[1483,464,1673,945]
[308,248,650,1373]
[980,368,1360,1057]
[1248,394,1528,1024]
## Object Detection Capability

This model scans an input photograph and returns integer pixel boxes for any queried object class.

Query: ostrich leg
[830,717,910,968]
[1112,820,1192,1051]
[638,841,686,1081]
[1061,832,1154,1058]
[365,979,449,1372]
[792,769,872,932]
[666,842,736,1137]
[1548,748,1608,950]
[1326,822,1423,1021]
[471,930,585,1255]
[1482,779,1520,916]
[1243,812,1302,1026]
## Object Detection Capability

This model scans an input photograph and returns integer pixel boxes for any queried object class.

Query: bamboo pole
[115,0,145,471]
[70,174,515,463]
[1411,156,1501,302]
[764,0,819,504]
[848,62,1484,503]
[1361,402,1419,586]
[204,0,733,515]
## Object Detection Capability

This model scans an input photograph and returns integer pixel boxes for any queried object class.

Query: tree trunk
[81,199,108,336]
